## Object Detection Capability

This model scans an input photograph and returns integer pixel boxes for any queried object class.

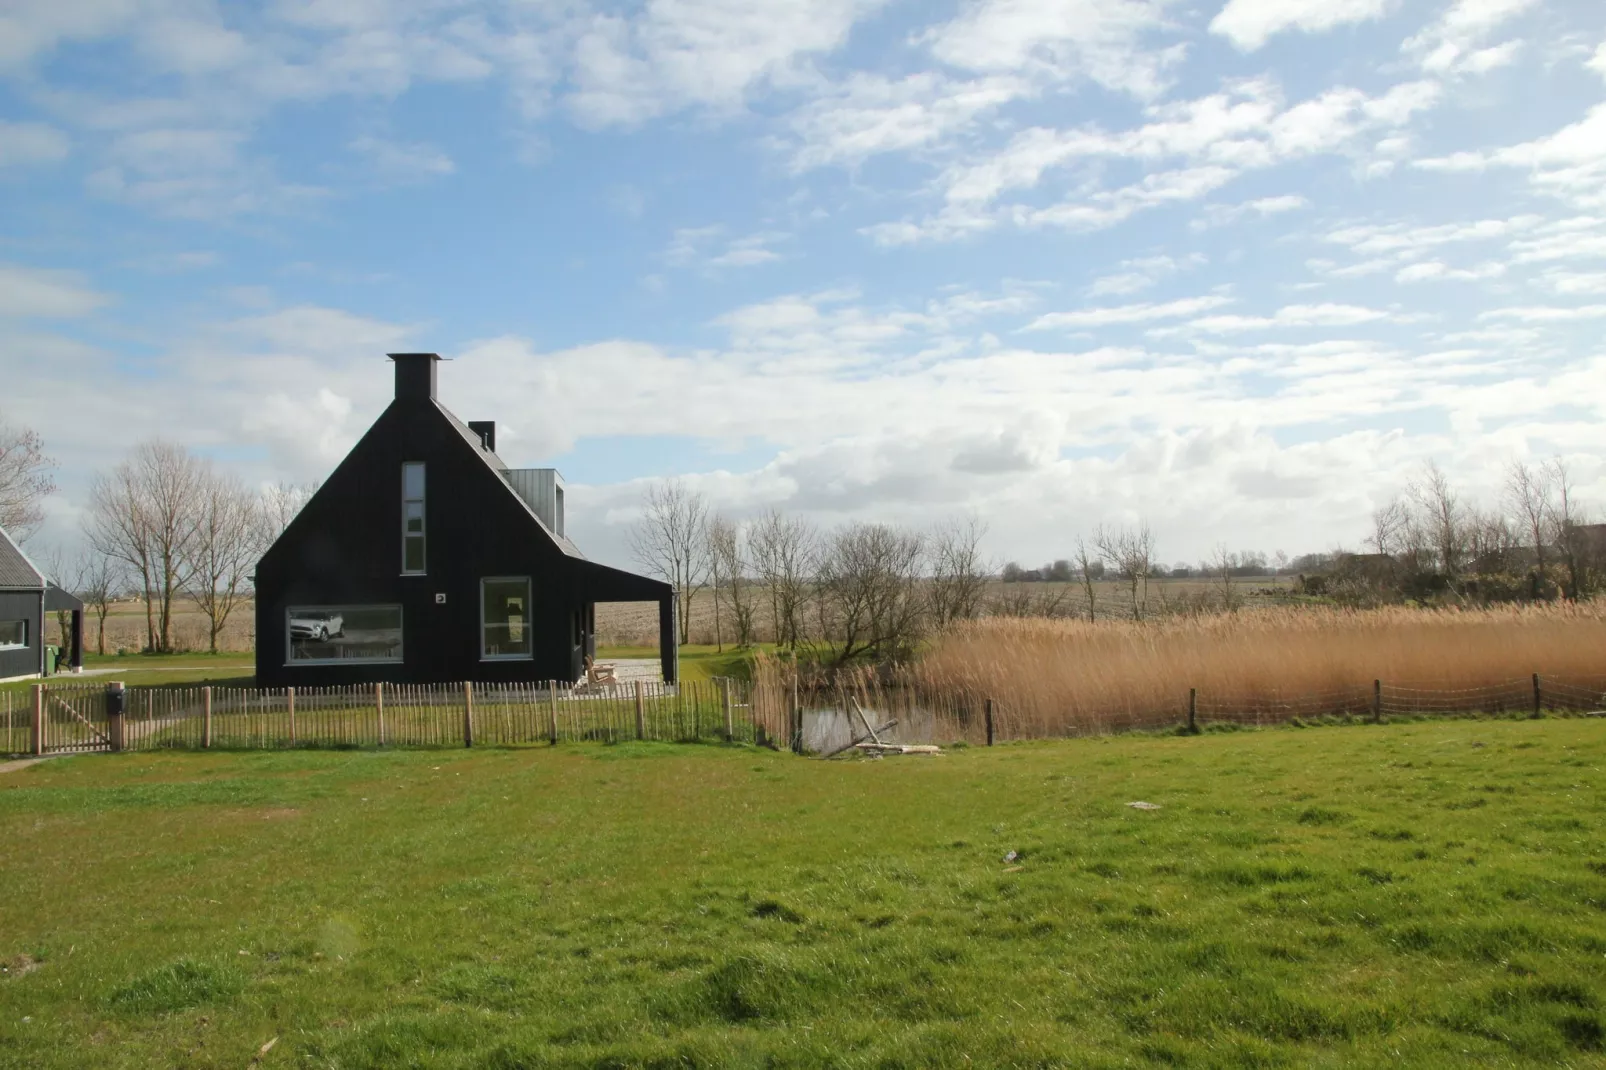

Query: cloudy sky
[2,0,1603,569]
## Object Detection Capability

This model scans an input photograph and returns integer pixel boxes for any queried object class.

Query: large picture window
[482,578,532,660]
[286,605,402,664]
[402,462,426,575]
[0,620,26,650]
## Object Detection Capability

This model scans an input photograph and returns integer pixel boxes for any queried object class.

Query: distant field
[1,718,1602,1067]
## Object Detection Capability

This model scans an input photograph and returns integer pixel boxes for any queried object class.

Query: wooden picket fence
[7,678,796,757]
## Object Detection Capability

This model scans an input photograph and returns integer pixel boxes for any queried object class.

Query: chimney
[389,353,441,401]
[468,421,496,452]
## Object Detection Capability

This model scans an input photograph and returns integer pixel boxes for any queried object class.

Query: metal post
[634,680,646,740]
[985,697,995,747]
[463,681,475,747]
[1532,673,1541,719]
[31,684,44,756]
[1188,687,1197,733]
[1372,679,1382,724]
[376,682,386,746]
[202,686,213,748]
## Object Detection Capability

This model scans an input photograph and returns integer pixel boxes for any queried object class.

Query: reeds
[915,603,1606,735]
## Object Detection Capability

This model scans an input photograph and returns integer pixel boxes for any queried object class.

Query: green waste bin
[45,644,59,676]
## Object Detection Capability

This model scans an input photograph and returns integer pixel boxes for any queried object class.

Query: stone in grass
[1127,801,1161,810]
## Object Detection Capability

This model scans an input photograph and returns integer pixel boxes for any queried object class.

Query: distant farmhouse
[0,525,83,682]
[254,354,675,688]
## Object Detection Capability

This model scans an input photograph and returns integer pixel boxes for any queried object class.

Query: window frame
[284,604,404,666]
[401,462,426,576]
[480,576,534,662]
[0,619,27,651]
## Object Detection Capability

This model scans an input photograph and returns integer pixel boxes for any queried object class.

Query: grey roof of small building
[0,525,47,589]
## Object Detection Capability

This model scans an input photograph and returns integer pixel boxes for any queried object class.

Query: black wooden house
[0,524,83,682]
[254,353,676,688]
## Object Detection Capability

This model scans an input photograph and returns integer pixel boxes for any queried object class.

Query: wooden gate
[34,684,112,755]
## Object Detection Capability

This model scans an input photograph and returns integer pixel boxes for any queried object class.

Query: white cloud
[85,126,328,220]
[0,263,111,318]
[1026,295,1231,329]
[1537,270,1606,295]
[925,0,1183,100]
[348,135,455,181]
[1210,0,1390,52]
[1178,303,1395,333]
[666,226,789,270]
[1589,41,1606,80]
[1403,0,1537,77]
[565,0,881,127]
[1394,259,1505,282]
[1415,103,1606,211]
[1192,192,1308,229]
[0,119,69,167]
[1087,254,1205,296]
[1480,305,1606,322]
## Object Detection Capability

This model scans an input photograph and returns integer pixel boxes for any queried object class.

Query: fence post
[31,684,44,756]
[202,686,213,748]
[107,681,125,752]
[1532,673,1542,719]
[548,682,559,745]
[721,678,733,742]
[985,697,995,747]
[634,680,646,740]
[287,687,296,744]
[376,682,386,746]
[1372,679,1382,724]
[1188,687,1197,733]
[462,681,475,747]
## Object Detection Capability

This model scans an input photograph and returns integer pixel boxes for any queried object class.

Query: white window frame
[285,604,403,666]
[480,576,533,661]
[0,619,27,651]
[402,462,426,576]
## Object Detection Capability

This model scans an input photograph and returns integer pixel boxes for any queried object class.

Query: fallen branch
[818,718,899,759]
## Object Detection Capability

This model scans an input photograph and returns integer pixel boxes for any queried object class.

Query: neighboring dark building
[0,525,83,682]
[254,353,676,688]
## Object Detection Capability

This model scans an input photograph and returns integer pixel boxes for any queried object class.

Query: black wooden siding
[254,367,672,688]
[0,590,42,680]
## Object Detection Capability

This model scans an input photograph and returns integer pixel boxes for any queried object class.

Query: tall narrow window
[402,462,426,574]
[482,577,533,660]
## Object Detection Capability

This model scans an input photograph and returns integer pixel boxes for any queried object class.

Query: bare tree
[261,481,321,540]
[1407,461,1465,578]
[1094,522,1156,621]
[0,415,56,539]
[1503,460,1552,599]
[628,479,710,646]
[1367,500,1407,557]
[1545,457,1589,600]
[926,515,990,628]
[77,551,121,656]
[707,516,756,647]
[183,468,264,654]
[86,440,205,653]
[1209,544,1243,612]
[814,522,926,666]
[750,508,816,648]
[1074,536,1101,622]
[705,514,733,651]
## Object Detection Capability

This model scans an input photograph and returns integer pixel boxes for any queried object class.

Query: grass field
[2,718,1603,1067]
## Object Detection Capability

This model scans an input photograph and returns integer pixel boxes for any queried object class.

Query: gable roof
[431,398,589,560]
[0,525,47,589]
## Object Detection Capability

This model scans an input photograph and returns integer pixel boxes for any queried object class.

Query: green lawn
[1,719,1603,1068]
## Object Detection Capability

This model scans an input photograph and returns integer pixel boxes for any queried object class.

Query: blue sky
[2,0,1604,569]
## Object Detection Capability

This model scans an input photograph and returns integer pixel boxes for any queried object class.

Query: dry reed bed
[908,604,1606,736]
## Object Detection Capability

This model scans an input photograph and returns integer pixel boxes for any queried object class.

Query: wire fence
[6,671,1605,758]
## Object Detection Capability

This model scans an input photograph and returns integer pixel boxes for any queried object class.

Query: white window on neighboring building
[0,619,27,650]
